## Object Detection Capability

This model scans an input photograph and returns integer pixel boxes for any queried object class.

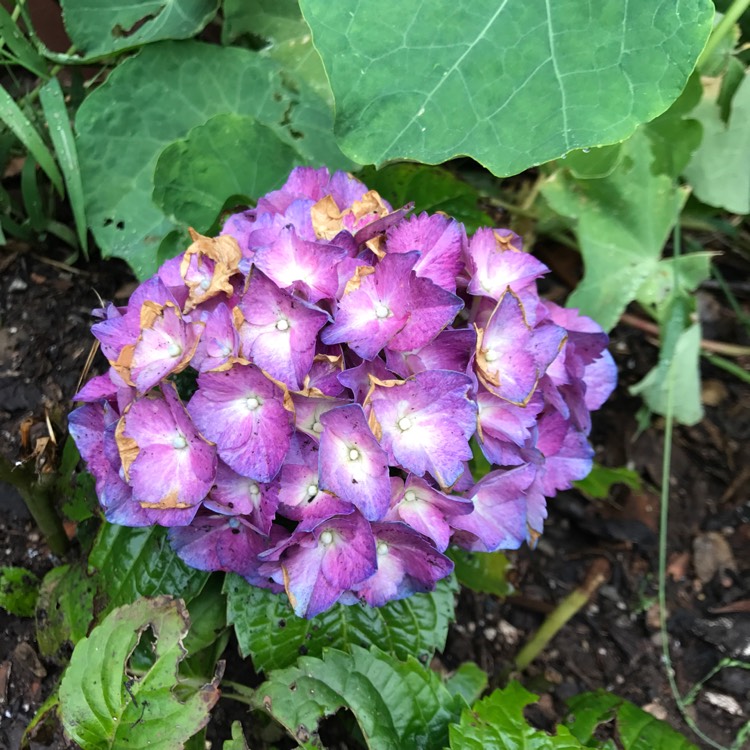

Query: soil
[0,241,749,750]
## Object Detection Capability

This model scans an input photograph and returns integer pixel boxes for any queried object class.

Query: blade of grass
[0,5,48,78]
[0,83,63,195]
[711,265,750,333]
[39,78,89,258]
[702,351,750,384]
[20,153,45,231]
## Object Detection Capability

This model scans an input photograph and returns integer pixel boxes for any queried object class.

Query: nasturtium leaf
[448,548,513,598]
[449,682,585,749]
[222,0,331,105]
[684,73,750,215]
[574,464,641,499]
[0,565,39,617]
[89,523,209,617]
[224,572,457,672]
[564,144,624,180]
[300,0,713,176]
[359,163,493,233]
[60,0,219,58]
[59,597,220,750]
[153,114,301,231]
[542,129,689,331]
[35,563,97,661]
[75,41,353,279]
[444,662,488,706]
[256,646,465,750]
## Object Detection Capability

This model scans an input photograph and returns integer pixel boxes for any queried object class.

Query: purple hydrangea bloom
[70,165,616,618]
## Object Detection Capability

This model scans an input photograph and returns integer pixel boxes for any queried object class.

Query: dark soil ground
[1,241,749,750]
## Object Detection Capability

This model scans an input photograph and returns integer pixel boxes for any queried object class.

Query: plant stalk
[698,0,750,68]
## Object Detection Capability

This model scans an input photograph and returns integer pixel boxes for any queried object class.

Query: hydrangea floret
[69,167,616,618]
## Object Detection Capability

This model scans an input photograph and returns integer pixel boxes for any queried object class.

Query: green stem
[0,455,68,556]
[515,559,609,671]
[698,0,750,68]
[701,352,750,385]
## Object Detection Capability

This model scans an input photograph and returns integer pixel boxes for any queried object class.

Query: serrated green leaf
[60,0,219,58]
[75,40,354,279]
[300,0,713,176]
[574,464,641,499]
[59,597,220,749]
[449,682,585,749]
[448,549,513,598]
[444,663,488,706]
[0,566,39,617]
[256,645,464,750]
[684,73,750,215]
[89,523,209,616]
[542,129,689,331]
[358,163,493,233]
[153,113,301,231]
[35,563,97,661]
[222,0,331,105]
[225,573,457,673]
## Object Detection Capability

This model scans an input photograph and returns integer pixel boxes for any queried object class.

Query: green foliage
[256,645,465,749]
[223,721,250,750]
[60,0,219,59]
[300,0,713,175]
[153,113,301,230]
[574,464,642,499]
[59,597,220,749]
[225,573,457,672]
[89,523,209,617]
[75,40,352,278]
[448,549,513,598]
[0,565,39,617]
[449,682,585,749]
[566,690,700,749]
[444,663,488,706]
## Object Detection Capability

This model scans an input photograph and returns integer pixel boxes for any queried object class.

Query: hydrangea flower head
[70,167,616,618]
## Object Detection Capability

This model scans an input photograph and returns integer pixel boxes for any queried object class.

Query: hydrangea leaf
[300,0,713,176]
[222,0,331,105]
[224,572,457,672]
[60,0,219,58]
[223,721,250,750]
[75,41,353,279]
[449,682,586,749]
[448,549,514,598]
[444,662,488,706]
[35,563,97,662]
[153,113,301,232]
[89,523,209,617]
[574,464,642,499]
[683,73,750,214]
[566,690,699,749]
[255,645,464,750]
[541,129,690,331]
[358,164,493,233]
[0,565,39,617]
[59,597,220,750]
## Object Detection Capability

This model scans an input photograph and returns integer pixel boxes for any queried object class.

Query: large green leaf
[541,129,690,331]
[75,40,354,279]
[449,682,585,749]
[60,0,219,58]
[448,549,513,598]
[153,113,301,231]
[59,597,220,749]
[300,0,713,176]
[255,646,464,750]
[684,73,750,214]
[89,523,209,617]
[224,573,456,672]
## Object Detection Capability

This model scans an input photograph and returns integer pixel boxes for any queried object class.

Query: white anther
[167,342,182,358]
[320,530,334,545]
[375,304,390,319]
[377,542,389,556]
[246,396,260,410]
[249,483,260,496]
[199,277,211,291]
[484,349,499,363]
[398,417,412,431]
[404,490,417,502]
[312,421,324,434]
[276,319,290,331]
[307,484,318,496]
[348,448,360,461]
[172,434,187,449]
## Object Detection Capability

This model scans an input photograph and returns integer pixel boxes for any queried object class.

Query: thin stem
[702,352,750,385]
[698,0,750,68]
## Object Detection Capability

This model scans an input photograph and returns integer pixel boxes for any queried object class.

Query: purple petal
[385,328,476,378]
[191,303,240,372]
[291,394,350,439]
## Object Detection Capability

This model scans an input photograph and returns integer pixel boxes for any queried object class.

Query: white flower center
[374,304,390,319]
[484,348,499,363]
[348,448,360,461]
[312,421,324,434]
[404,490,417,502]
[307,483,318,497]
[172,434,187,449]
[398,417,412,431]
[320,530,334,546]
[245,396,261,411]
[199,277,211,291]
[249,483,260,496]
[167,342,182,358]
[219,343,232,356]
[276,319,290,332]
[377,541,389,556]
